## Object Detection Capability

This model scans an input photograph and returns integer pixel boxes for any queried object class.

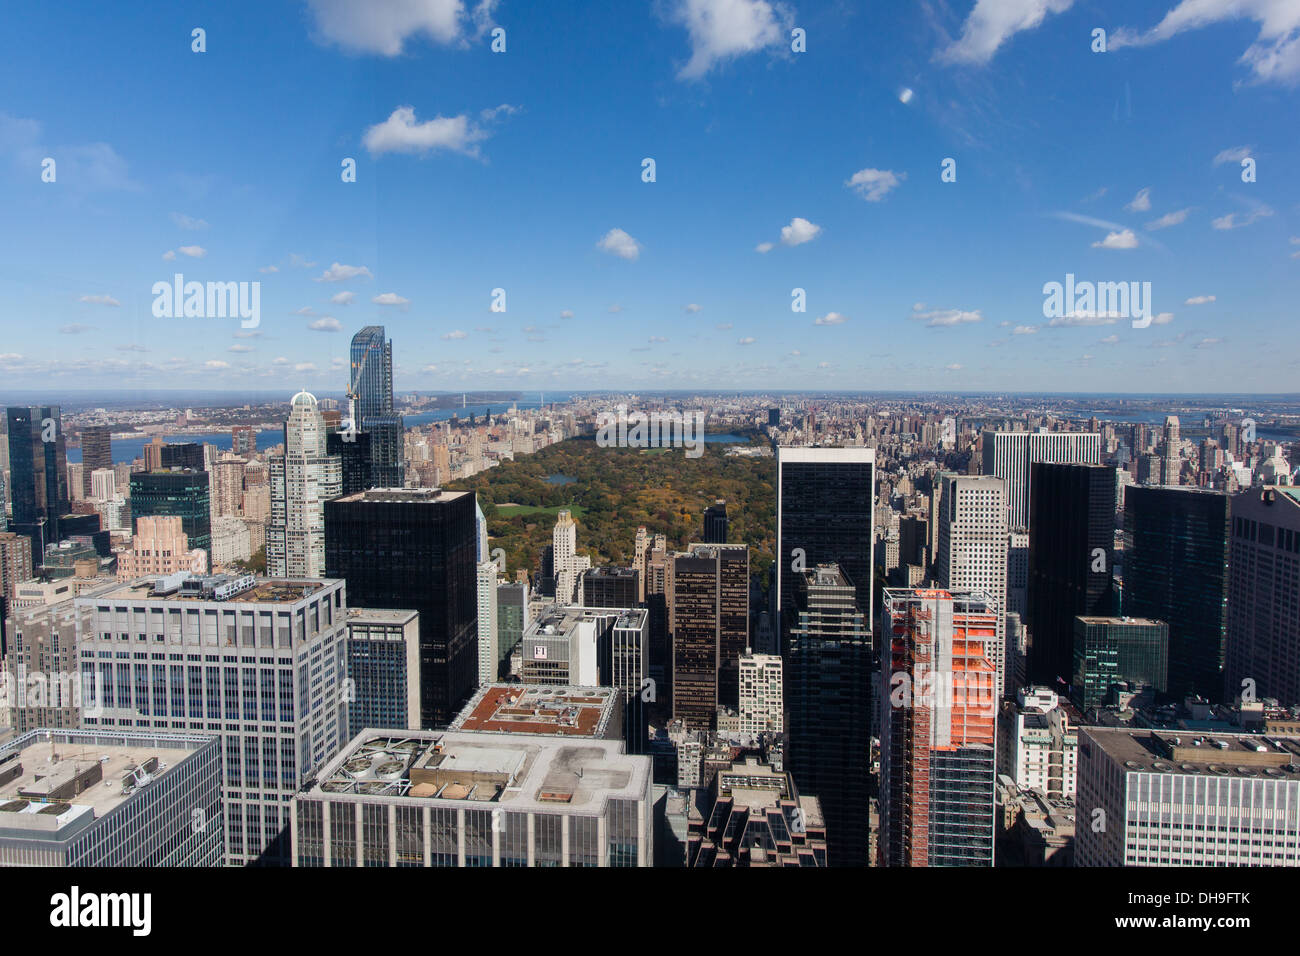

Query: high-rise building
[580,566,639,608]
[129,469,212,560]
[784,564,872,866]
[3,598,93,733]
[1009,687,1078,798]
[1026,462,1116,689]
[78,573,350,866]
[1226,486,1300,706]
[551,509,589,606]
[325,488,478,729]
[476,560,500,685]
[0,532,33,600]
[231,424,255,456]
[79,425,112,498]
[344,607,420,739]
[290,728,653,867]
[0,728,223,867]
[1072,616,1169,710]
[1161,415,1181,486]
[1122,486,1229,700]
[160,442,204,471]
[267,390,342,579]
[702,499,728,544]
[1076,728,1300,866]
[496,580,530,667]
[669,543,748,729]
[934,474,1010,697]
[6,406,70,558]
[879,588,998,867]
[90,467,117,503]
[776,446,875,631]
[116,515,206,579]
[981,430,1101,530]
[633,526,649,602]
[737,650,783,736]
[211,453,247,518]
[348,325,404,488]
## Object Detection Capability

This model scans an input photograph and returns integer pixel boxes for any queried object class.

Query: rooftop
[450,684,618,738]
[91,575,333,605]
[347,607,419,626]
[334,487,471,504]
[1085,727,1300,780]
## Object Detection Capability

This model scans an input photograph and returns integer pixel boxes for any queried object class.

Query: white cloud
[171,212,208,230]
[259,265,280,274]
[780,217,822,246]
[305,0,497,55]
[936,0,1075,66]
[736,336,756,345]
[1185,295,1216,305]
[1092,229,1139,249]
[814,312,847,326]
[1012,325,1038,335]
[668,0,790,80]
[1048,313,1120,327]
[372,292,410,306]
[1124,187,1152,212]
[1213,205,1273,229]
[717,322,734,330]
[945,363,964,371]
[560,309,575,319]
[596,228,642,261]
[294,363,318,373]
[755,241,774,253]
[1111,3,1300,86]
[204,360,230,369]
[1099,334,1120,345]
[683,303,702,313]
[1213,145,1254,166]
[363,105,507,158]
[78,294,120,307]
[1146,207,1192,230]
[315,262,373,282]
[1153,312,1175,325]
[162,250,176,261]
[443,329,468,340]
[60,324,94,335]
[911,308,983,327]
[178,245,207,258]
[229,344,254,353]
[845,167,904,201]
[308,317,342,332]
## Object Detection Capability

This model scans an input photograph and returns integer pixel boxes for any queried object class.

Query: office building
[290,729,653,866]
[580,566,639,609]
[116,515,207,579]
[981,430,1101,530]
[160,443,204,471]
[670,544,748,729]
[1026,462,1116,689]
[77,573,349,866]
[3,597,93,733]
[345,607,420,739]
[1226,487,1300,706]
[1122,486,1229,701]
[231,424,255,456]
[496,580,530,667]
[702,499,728,544]
[6,406,70,558]
[0,532,33,600]
[348,325,404,488]
[737,650,782,736]
[687,754,826,866]
[476,560,499,685]
[0,728,223,867]
[79,425,112,498]
[1161,415,1182,486]
[129,469,212,559]
[776,446,875,629]
[934,474,1010,697]
[551,509,589,606]
[784,564,871,866]
[1009,687,1078,798]
[1076,728,1300,866]
[1072,616,1169,710]
[325,488,477,729]
[267,390,342,578]
[326,428,373,498]
[879,588,998,867]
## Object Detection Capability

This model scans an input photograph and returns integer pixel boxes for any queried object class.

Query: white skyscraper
[738,650,783,736]
[934,475,1010,697]
[268,390,342,578]
[552,509,589,605]
[981,430,1100,530]
[477,560,500,685]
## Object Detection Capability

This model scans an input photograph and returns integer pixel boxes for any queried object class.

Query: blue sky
[0,0,1297,395]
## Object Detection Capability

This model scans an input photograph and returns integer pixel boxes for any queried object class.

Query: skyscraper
[669,543,749,728]
[348,325,404,488]
[231,424,255,456]
[325,488,478,728]
[1072,615,1169,709]
[934,474,1010,697]
[476,560,500,685]
[267,390,341,578]
[981,430,1101,530]
[776,446,875,631]
[1122,486,1230,700]
[6,406,70,558]
[129,469,212,560]
[1161,415,1181,486]
[551,509,589,605]
[1026,462,1116,689]
[702,499,728,544]
[784,564,871,866]
[1225,486,1300,706]
[79,425,112,498]
[879,588,998,867]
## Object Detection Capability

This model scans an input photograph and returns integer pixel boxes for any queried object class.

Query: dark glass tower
[79,425,113,497]
[1122,486,1230,700]
[128,469,212,557]
[160,442,205,470]
[702,500,728,544]
[580,566,639,608]
[1072,615,1170,709]
[325,488,477,729]
[348,326,404,489]
[6,406,70,559]
[326,429,372,497]
[785,564,872,866]
[1026,462,1116,688]
[669,544,748,728]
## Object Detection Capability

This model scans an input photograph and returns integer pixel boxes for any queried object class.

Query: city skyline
[0,1,1296,393]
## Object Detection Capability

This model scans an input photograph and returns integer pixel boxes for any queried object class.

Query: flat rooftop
[334,488,471,504]
[1085,727,1300,780]
[450,684,618,738]
[1076,616,1164,627]
[0,737,196,836]
[347,607,419,626]
[309,730,649,814]
[94,577,331,604]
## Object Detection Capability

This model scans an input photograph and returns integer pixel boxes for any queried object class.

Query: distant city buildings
[982,430,1101,530]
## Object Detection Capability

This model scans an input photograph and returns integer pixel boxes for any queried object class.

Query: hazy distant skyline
[0,0,1296,393]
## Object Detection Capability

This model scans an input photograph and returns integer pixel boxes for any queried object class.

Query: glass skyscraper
[5,405,70,559]
[129,469,212,559]
[1072,615,1170,709]
[348,325,404,488]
